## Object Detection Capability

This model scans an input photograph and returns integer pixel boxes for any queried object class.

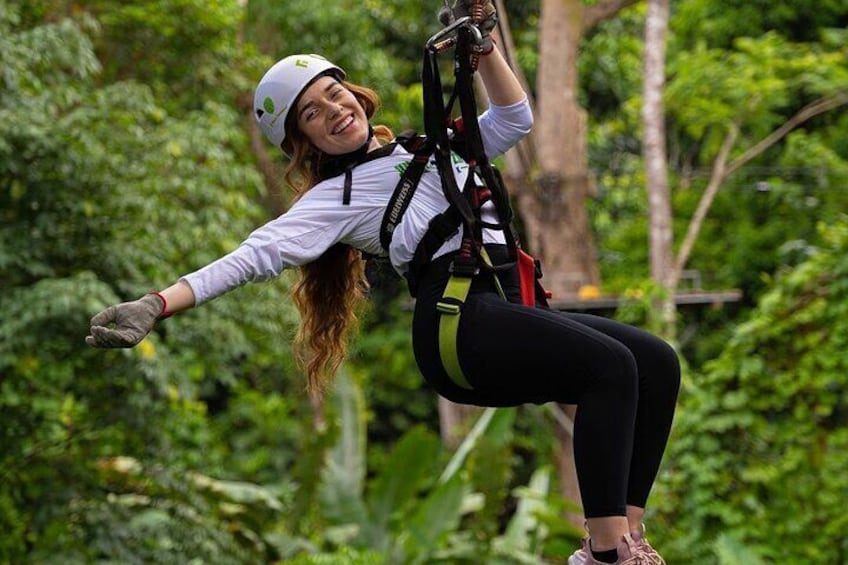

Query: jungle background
[1,0,847,563]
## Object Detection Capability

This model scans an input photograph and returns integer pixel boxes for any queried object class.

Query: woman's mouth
[332,115,355,135]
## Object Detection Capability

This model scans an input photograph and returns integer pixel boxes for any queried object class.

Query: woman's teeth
[333,115,354,134]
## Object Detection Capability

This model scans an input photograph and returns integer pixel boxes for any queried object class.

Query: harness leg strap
[436,274,474,390]
[435,248,504,391]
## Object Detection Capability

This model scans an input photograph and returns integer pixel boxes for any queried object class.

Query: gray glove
[439,0,498,52]
[86,293,165,348]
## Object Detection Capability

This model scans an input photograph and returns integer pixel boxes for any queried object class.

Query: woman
[86,3,679,563]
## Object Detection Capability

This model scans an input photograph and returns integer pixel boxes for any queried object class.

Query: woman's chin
[324,133,368,155]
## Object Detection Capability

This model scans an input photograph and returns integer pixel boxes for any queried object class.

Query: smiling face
[295,76,371,156]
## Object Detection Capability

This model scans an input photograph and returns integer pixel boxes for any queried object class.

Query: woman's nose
[327,103,342,121]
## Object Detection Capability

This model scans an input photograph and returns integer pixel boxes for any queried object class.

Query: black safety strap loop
[453,26,488,170]
[453,26,520,259]
[337,139,399,206]
[422,47,478,232]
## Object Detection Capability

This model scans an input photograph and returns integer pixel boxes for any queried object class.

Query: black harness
[323,17,548,388]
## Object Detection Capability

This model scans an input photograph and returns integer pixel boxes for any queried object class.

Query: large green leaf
[399,474,468,565]
[318,371,369,532]
[365,426,441,549]
[438,407,499,485]
[492,466,552,561]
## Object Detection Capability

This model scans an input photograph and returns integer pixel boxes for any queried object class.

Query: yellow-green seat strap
[435,248,505,390]
[479,247,506,300]
[437,275,473,389]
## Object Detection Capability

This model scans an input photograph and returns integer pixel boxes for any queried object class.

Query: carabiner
[426,16,483,53]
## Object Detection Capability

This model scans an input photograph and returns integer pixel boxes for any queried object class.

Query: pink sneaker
[630,524,665,565]
[566,538,591,565]
[567,533,662,565]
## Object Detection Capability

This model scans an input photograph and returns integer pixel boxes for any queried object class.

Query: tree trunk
[533,0,599,296]
[641,0,675,336]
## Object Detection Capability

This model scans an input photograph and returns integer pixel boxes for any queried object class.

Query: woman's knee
[645,337,681,395]
[593,342,640,393]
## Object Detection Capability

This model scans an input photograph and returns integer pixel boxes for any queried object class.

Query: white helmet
[254,54,346,149]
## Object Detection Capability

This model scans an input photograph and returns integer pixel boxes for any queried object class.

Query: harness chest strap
[379,132,432,250]
[349,26,537,391]
[347,137,518,392]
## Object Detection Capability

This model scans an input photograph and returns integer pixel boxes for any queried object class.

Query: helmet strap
[314,124,375,180]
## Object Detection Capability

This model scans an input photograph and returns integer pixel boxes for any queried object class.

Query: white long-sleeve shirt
[182,98,532,304]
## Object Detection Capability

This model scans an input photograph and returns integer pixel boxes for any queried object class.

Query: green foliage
[655,220,848,563]
[289,382,562,564]
[713,533,765,565]
[489,466,552,564]
[667,31,848,145]
[282,547,386,565]
[581,5,645,119]
[611,279,673,336]
[591,7,848,345]
[69,458,290,564]
[88,0,264,110]
[4,0,848,562]
[309,373,472,562]
[673,0,848,48]
[0,4,300,562]
[317,371,371,535]
[352,296,441,473]
[206,384,303,483]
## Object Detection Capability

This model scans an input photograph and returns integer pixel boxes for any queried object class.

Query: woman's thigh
[456,295,640,404]
[563,312,681,394]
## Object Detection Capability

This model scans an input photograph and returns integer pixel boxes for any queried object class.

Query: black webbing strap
[377,22,523,301]
[452,25,518,252]
[422,43,479,236]
[330,140,399,206]
[424,22,524,390]
[379,132,433,250]
[404,207,463,296]
[342,170,353,205]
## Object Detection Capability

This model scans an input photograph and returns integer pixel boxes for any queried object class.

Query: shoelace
[637,538,665,565]
[619,554,658,565]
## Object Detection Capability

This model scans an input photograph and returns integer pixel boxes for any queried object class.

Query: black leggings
[411,247,681,518]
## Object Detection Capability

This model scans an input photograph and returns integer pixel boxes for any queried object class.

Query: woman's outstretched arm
[158,280,196,314]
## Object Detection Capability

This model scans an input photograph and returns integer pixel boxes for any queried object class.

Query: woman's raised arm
[477,40,526,106]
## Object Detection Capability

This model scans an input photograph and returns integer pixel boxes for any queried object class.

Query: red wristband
[147,291,173,319]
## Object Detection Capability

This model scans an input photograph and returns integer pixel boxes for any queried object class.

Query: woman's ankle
[585,516,628,551]
[625,505,645,535]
